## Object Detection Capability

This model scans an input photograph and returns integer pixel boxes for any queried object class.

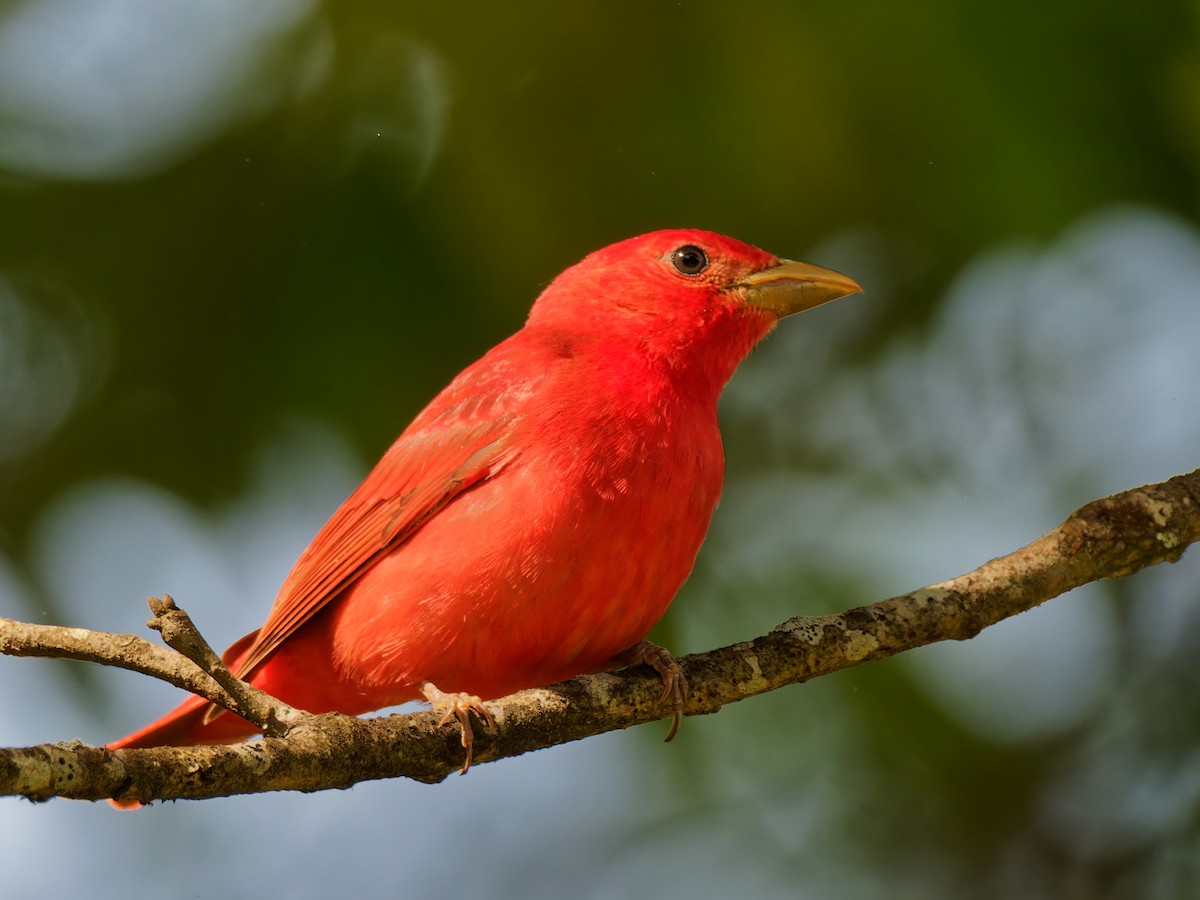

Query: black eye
[670,244,709,276]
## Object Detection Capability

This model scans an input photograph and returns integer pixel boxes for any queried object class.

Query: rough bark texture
[2,468,1197,805]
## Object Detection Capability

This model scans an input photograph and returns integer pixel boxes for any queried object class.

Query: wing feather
[232,348,540,680]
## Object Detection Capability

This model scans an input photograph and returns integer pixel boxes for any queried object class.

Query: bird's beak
[735,259,862,318]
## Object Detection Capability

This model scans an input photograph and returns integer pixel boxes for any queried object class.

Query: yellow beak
[735,259,862,318]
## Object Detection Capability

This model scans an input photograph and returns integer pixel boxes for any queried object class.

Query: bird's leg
[605,640,689,742]
[418,681,495,774]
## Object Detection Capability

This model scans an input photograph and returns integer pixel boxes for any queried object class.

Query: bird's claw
[612,640,688,742]
[419,681,495,774]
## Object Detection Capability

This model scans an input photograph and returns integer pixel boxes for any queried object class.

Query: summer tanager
[108,229,860,776]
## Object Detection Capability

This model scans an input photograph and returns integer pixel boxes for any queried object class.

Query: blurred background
[2,1,1200,897]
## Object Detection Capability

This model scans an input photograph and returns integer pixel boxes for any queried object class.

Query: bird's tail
[107,692,260,751]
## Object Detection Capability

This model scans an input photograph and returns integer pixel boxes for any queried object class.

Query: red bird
[109,230,860,772]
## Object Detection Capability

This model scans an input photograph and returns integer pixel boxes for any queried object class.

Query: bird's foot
[609,640,689,741]
[418,681,495,774]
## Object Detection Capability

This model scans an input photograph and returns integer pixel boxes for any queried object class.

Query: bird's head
[526,229,861,392]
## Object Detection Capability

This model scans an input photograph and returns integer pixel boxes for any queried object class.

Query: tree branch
[2,468,1197,805]
[143,595,307,736]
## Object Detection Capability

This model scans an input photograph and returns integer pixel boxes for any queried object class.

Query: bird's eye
[670,245,709,276]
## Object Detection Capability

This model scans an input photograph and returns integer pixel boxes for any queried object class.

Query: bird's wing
[232,350,538,681]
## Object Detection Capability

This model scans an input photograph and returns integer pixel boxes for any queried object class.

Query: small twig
[0,617,238,710]
[145,595,305,736]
